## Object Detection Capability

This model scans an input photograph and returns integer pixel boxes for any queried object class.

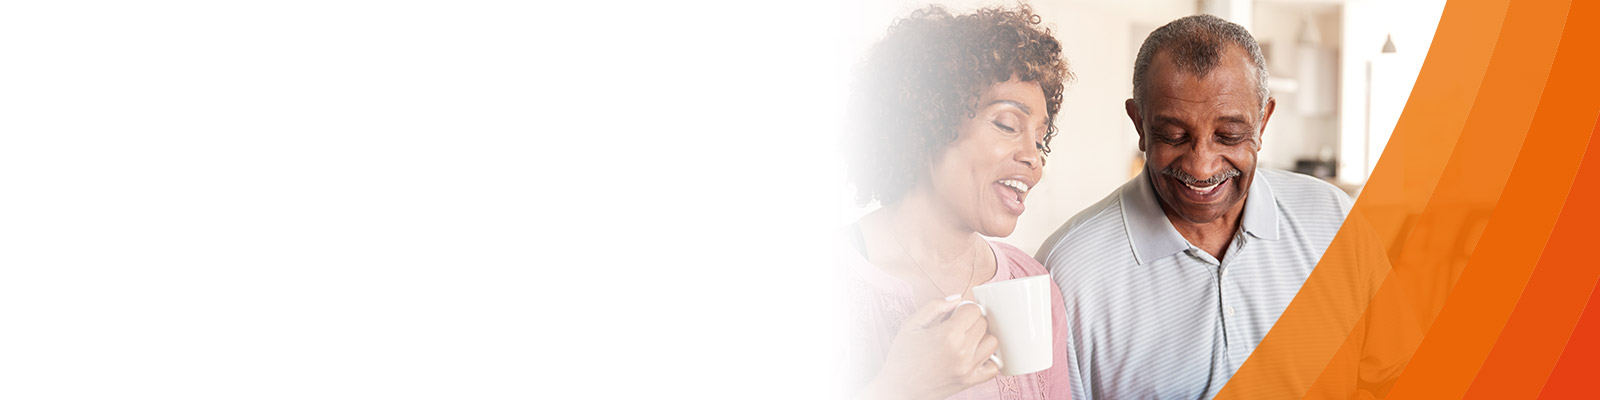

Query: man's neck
[1163,198,1247,260]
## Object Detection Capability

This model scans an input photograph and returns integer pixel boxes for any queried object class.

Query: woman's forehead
[979,80,1047,111]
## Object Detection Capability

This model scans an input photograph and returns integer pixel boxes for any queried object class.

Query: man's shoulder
[1035,180,1131,264]
[1259,168,1353,216]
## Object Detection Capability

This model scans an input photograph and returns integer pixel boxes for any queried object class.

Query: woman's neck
[880,192,983,268]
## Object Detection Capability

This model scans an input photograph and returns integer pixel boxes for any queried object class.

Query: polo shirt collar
[1120,168,1279,265]
[1240,169,1280,241]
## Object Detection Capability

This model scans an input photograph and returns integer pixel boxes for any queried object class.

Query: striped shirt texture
[1035,168,1352,400]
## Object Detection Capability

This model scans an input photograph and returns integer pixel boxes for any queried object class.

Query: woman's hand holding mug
[860,296,1000,400]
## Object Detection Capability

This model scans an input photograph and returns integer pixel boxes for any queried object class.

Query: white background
[1,0,848,398]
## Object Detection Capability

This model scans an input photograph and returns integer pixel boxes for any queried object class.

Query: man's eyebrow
[985,99,1032,115]
[1217,115,1251,125]
[1150,115,1188,128]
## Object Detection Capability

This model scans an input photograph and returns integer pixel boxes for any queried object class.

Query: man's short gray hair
[1131,14,1269,115]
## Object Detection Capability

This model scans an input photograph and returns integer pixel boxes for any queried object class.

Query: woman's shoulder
[988,240,1049,278]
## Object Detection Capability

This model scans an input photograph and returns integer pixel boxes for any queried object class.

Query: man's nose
[1181,140,1228,179]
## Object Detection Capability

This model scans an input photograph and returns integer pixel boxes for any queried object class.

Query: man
[1035,15,1353,399]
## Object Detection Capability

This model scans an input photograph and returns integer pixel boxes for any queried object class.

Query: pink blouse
[842,238,1072,400]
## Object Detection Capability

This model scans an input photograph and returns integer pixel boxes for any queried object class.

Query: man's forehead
[1145,76,1255,110]
[1148,46,1257,85]
[1145,50,1258,115]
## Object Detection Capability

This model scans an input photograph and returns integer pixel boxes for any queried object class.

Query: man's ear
[1125,98,1146,152]
[1256,97,1277,151]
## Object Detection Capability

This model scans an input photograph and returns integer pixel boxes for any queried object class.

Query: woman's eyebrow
[985,99,1032,115]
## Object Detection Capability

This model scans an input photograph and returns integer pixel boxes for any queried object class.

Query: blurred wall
[1251,3,1342,175]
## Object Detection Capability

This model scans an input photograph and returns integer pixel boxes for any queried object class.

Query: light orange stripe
[1383,0,1597,396]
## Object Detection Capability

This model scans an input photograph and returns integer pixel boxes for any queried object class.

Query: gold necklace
[887,219,982,299]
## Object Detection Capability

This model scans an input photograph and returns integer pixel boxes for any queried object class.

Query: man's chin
[1172,207,1230,225]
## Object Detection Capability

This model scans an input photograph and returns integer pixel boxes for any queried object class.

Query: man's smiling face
[1127,45,1274,225]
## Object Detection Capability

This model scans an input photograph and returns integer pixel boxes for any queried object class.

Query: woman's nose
[1018,149,1042,170]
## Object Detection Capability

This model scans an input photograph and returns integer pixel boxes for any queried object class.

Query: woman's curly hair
[846,4,1071,206]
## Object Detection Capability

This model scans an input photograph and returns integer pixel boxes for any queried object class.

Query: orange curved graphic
[1215,0,1600,397]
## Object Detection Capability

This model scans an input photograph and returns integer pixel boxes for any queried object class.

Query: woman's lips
[995,179,1030,216]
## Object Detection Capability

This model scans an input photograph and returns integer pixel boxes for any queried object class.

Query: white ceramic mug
[971,275,1052,376]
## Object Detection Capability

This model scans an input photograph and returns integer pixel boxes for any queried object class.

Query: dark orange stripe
[1535,243,1600,397]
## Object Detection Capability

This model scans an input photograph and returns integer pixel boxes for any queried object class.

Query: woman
[842,4,1073,400]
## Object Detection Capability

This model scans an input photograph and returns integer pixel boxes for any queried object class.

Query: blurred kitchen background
[840,0,1448,255]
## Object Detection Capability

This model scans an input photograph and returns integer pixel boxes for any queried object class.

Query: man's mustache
[1161,166,1241,185]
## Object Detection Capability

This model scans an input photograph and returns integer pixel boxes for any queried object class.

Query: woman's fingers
[945,301,984,328]
[905,296,963,328]
[973,334,1000,366]
[965,353,1001,385]
[959,313,989,351]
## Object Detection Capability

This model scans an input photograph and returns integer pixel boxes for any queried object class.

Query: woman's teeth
[999,179,1031,194]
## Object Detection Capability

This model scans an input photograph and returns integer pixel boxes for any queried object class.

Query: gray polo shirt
[1036,168,1352,400]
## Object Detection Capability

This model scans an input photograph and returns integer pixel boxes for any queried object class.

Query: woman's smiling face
[926,78,1050,237]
